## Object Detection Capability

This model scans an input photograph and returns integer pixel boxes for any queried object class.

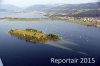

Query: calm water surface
[0,13,100,66]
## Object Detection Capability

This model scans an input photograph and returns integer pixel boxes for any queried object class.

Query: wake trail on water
[47,40,88,55]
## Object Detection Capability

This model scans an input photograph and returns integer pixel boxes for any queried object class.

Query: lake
[0,12,100,66]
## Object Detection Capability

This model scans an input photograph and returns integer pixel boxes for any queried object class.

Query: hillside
[26,5,58,11]
[0,4,22,12]
[47,2,100,17]
[69,9,100,17]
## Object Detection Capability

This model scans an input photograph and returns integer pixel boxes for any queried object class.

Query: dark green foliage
[26,29,38,32]
[47,34,60,41]
[9,31,48,43]
[9,29,60,43]
[26,29,43,33]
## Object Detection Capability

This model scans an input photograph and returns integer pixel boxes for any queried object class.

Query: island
[9,29,60,43]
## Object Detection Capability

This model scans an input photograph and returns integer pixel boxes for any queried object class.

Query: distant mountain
[69,9,100,17]
[47,2,100,17]
[0,4,22,12]
[26,5,59,11]
[52,2,99,10]
[0,2,100,17]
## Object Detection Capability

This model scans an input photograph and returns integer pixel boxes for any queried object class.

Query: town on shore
[48,15,100,27]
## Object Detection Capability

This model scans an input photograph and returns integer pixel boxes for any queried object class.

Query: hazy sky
[1,0,99,7]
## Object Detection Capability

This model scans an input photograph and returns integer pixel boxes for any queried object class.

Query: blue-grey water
[0,12,47,18]
[0,12,100,66]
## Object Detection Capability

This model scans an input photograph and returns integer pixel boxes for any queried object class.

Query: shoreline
[0,17,100,28]
[9,29,60,43]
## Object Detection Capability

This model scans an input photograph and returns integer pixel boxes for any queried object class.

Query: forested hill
[47,2,100,17]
